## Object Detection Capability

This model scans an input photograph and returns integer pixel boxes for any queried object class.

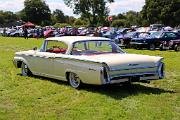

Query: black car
[174,29,180,35]
[130,31,180,50]
[121,32,150,48]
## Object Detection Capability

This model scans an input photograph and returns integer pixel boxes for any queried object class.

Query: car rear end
[99,54,164,84]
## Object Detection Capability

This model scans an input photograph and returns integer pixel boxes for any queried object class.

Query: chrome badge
[128,64,139,66]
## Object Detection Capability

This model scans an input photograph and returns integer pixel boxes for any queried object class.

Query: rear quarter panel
[54,56,103,85]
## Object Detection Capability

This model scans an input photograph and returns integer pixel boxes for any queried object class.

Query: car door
[32,52,55,76]
[168,32,179,40]
[163,32,178,41]
[157,32,171,46]
[52,41,68,80]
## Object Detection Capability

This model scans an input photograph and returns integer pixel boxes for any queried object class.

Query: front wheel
[175,45,180,52]
[21,62,32,76]
[68,72,82,89]
[135,45,142,50]
[149,44,155,50]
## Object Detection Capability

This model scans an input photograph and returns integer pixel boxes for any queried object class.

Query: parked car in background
[0,28,3,35]
[78,29,88,36]
[160,39,180,51]
[5,28,16,36]
[102,29,117,39]
[149,24,164,31]
[9,29,24,37]
[174,29,180,35]
[28,29,37,38]
[118,28,133,34]
[117,32,150,48]
[14,36,165,89]
[130,31,180,50]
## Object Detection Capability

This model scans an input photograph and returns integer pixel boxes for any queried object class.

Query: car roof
[46,36,111,45]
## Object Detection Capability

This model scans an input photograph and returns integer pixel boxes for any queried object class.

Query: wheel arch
[65,71,70,81]
[65,70,84,83]
[17,61,23,68]
[14,57,32,72]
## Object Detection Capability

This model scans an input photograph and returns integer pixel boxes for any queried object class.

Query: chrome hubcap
[22,63,28,76]
[69,73,80,88]
[177,46,180,51]
[150,44,155,50]
[158,63,164,79]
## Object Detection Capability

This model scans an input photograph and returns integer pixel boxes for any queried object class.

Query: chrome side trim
[110,66,157,71]
[110,78,129,84]
[140,75,159,81]
[109,71,157,79]
[130,42,148,45]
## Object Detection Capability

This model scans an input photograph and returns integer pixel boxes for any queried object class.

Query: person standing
[24,28,28,39]
[36,28,40,39]
[3,28,6,36]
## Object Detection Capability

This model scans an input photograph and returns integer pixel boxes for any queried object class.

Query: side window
[166,33,177,38]
[88,41,112,52]
[73,42,85,51]
[46,41,68,54]
[163,33,168,38]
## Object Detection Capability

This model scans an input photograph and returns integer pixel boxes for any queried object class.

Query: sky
[0,0,145,16]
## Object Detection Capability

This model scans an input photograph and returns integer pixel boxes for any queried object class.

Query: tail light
[158,62,165,79]
[100,65,110,83]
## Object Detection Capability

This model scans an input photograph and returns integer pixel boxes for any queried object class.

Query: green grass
[0,36,180,120]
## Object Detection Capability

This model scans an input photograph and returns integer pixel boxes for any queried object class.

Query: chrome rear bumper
[107,63,164,84]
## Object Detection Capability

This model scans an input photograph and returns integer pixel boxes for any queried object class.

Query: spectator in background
[36,28,40,39]
[94,28,99,37]
[24,28,28,39]
[3,28,6,36]
[41,28,44,38]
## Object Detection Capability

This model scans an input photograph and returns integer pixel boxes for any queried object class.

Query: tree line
[0,0,179,27]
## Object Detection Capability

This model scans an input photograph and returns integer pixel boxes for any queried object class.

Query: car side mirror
[33,47,37,51]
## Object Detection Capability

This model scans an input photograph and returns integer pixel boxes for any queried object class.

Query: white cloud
[47,2,76,17]
[109,0,145,15]
[0,0,145,16]
[0,0,24,12]
[0,0,77,16]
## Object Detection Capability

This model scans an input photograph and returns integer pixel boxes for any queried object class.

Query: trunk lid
[82,53,163,70]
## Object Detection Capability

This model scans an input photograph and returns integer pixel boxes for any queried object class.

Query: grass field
[0,36,180,120]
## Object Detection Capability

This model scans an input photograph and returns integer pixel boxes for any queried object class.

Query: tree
[0,11,5,27]
[110,11,142,27]
[54,23,70,28]
[63,0,114,26]
[65,16,76,25]
[52,9,66,24]
[117,13,126,20]
[73,19,88,27]
[125,11,139,26]
[16,9,28,22]
[24,0,51,25]
[141,0,180,27]
[111,19,130,28]
[0,11,18,27]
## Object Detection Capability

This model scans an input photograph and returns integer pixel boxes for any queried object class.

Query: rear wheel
[175,44,180,52]
[21,62,32,76]
[159,44,164,51]
[135,45,142,50]
[68,72,82,89]
[149,44,155,50]
[15,33,19,37]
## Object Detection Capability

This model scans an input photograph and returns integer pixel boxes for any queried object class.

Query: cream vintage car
[13,36,164,88]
